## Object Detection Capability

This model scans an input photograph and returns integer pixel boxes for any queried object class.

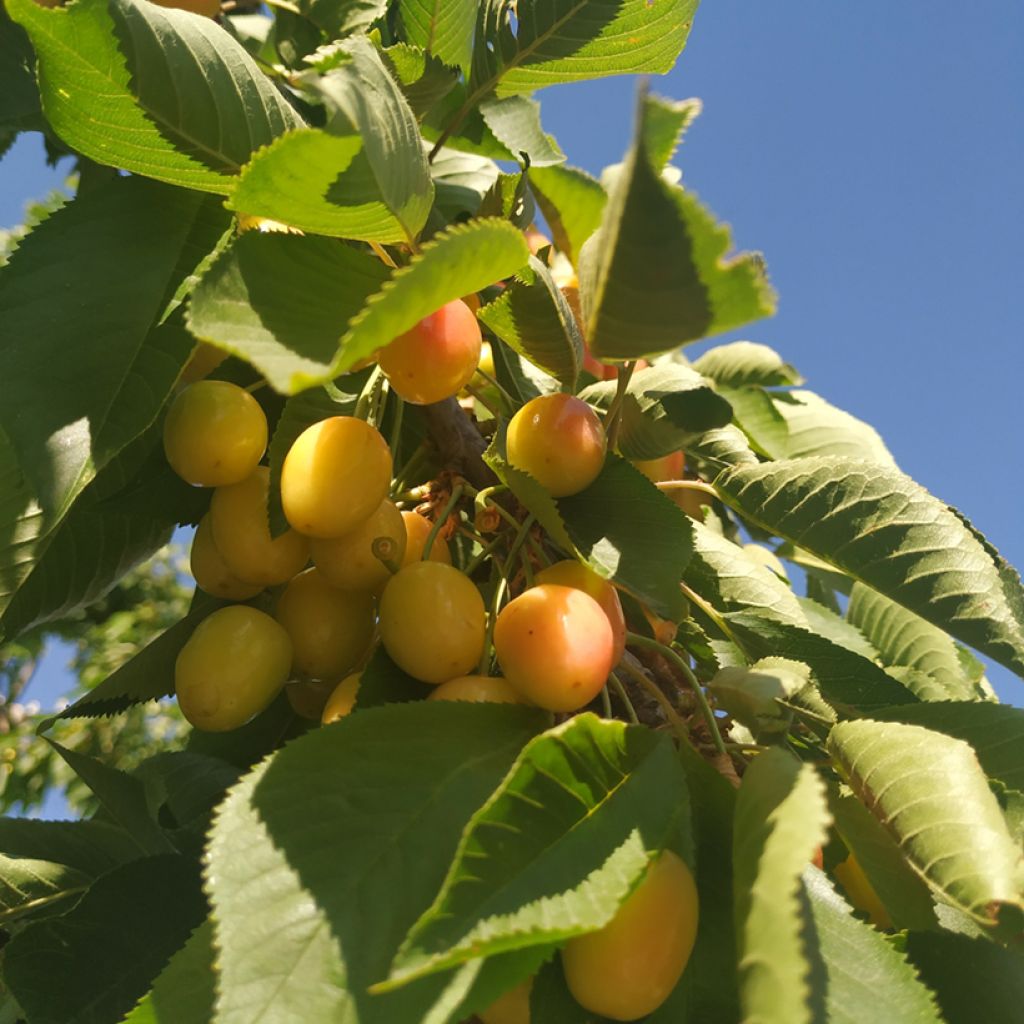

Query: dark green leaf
[0,7,40,133]
[642,93,701,171]
[7,0,303,192]
[0,856,90,926]
[354,644,436,708]
[302,0,387,37]
[716,456,1024,679]
[134,752,241,834]
[0,819,139,878]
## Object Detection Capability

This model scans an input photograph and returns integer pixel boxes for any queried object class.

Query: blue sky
[2,0,1023,725]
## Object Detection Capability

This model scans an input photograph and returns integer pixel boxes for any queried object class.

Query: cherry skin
[285,679,336,721]
[562,851,699,1021]
[163,380,267,487]
[834,854,891,929]
[189,515,262,601]
[151,0,221,16]
[210,467,310,586]
[274,569,375,681]
[493,584,614,712]
[179,342,228,384]
[280,416,392,539]
[175,606,292,732]
[311,499,408,594]
[379,562,486,684]
[321,673,362,724]
[479,976,533,1024]
[428,675,526,704]
[378,300,482,405]
[400,510,452,566]
[633,451,685,483]
[506,394,606,497]
[535,560,626,667]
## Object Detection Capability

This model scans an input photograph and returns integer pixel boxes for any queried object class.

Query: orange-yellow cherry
[280,416,392,539]
[428,675,526,704]
[535,560,626,666]
[189,515,263,601]
[379,300,482,405]
[163,380,267,487]
[311,499,407,593]
[209,467,310,586]
[152,0,221,16]
[401,510,452,566]
[493,584,614,712]
[321,673,362,724]
[479,976,533,1024]
[633,451,685,483]
[506,393,606,497]
[562,851,699,1021]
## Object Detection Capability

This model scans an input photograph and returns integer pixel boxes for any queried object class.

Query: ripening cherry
[285,679,336,720]
[274,569,375,681]
[163,380,267,487]
[493,584,614,712]
[280,416,392,539]
[428,675,526,705]
[506,394,606,497]
[209,466,310,586]
[562,851,699,1021]
[189,515,262,601]
[378,300,482,405]
[479,976,533,1024]
[535,560,626,667]
[179,342,228,384]
[311,499,407,593]
[175,606,292,732]
[401,510,452,566]
[379,562,486,684]
[834,854,892,929]
[633,451,685,483]
[151,0,221,17]
[321,673,362,724]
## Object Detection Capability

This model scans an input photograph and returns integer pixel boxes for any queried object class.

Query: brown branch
[422,398,497,490]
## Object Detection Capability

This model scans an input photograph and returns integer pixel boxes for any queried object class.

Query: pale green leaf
[478,255,583,385]
[715,456,1024,678]
[387,716,688,985]
[684,424,759,470]
[580,92,776,360]
[206,702,545,1024]
[0,857,90,926]
[302,0,387,37]
[381,42,459,121]
[429,147,501,220]
[529,164,606,266]
[796,596,879,662]
[801,868,942,1024]
[3,855,206,1024]
[692,340,803,387]
[733,749,830,1024]
[828,719,1024,934]
[579,363,734,461]
[478,95,564,167]
[642,93,702,171]
[848,582,977,701]
[7,0,303,193]
[398,0,475,73]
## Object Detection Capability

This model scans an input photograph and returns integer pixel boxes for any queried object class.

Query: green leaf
[559,455,693,620]
[134,751,241,834]
[0,856,90,926]
[478,95,564,167]
[642,94,702,172]
[478,167,535,228]
[3,855,206,1024]
[336,219,530,373]
[381,42,459,121]
[187,232,390,394]
[722,387,898,466]
[529,958,598,1024]
[715,456,1024,679]
[870,701,1024,792]
[732,749,830,1024]
[206,702,545,1023]
[121,920,216,1024]
[847,582,977,701]
[579,92,776,360]
[398,0,475,73]
[828,719,1024,935]
[684,423,759,470]
[0,7,40,133]
[0,176,223,631]
[478,255,583,386]
[0,819,139,878]
[306,37,434,241]
[0,421,205,640]
[529,164,606,267]
[354,644,436,708]
[692,340,803,388]
[796,596,879,662]
[301,0,387,38]
[579,363,734,460]
[802,868,943,1024]
[472,0,699,97]
[725,611,919,715]
[387,715,688,985]
[429,147,501,220]
[905,929,1024,1024]
[7,0,303,193]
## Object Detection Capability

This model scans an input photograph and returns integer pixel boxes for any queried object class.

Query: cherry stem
[423,484,464,562]
[607,672,640,724]
[603,360,636,451]
[387,392,405,466]
[656,480,719,499]
[371,536,402,576]
[625,631,727,756]
[599,684,613,720]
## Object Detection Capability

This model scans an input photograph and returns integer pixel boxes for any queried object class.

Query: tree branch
[422,398,497,490]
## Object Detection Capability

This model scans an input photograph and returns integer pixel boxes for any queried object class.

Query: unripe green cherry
[378,300,482,405]
[428,675,526,704]
[493,584,614,712]
[209,467,310,586]
[274,568,375,681]
[311,499,407,593]
[163,380,267,487]
[175,605,292,732]
[189,515,263,600]
[280,416,392,539]
[379,562,485,684]
[562,850,699,1021]
[506,394,606,497]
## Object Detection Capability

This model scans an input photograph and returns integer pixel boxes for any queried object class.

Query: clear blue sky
[3,0,1022,717]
